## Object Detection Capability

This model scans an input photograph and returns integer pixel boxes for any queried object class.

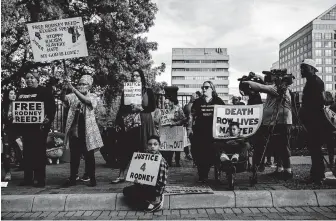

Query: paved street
[2,206,336,220]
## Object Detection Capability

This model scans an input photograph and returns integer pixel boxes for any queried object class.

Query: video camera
[262,69,295,86]
[238,72,264,96]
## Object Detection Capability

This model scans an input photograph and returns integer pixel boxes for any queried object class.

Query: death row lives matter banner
[124,82,142,105]
[12,102,44,124]
[213,104,263,139]
[26,17,88,62]
[126,152,162,186]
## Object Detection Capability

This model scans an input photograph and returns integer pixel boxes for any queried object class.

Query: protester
[242,70,293,182]
[16,70,56,187]
[299,59,330,185]
[112,69,156,184]
[324,91,336,170]
[183,93,197,161]
[232,96,245,105]
[123,135,168,212]
[161,87,185,167]
[188,81,225,183]
[217,122,249,163]
[1,89,23,181]
[61,75,103,187]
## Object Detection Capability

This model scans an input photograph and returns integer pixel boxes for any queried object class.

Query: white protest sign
[124,82,142,105]
[213,104,263,139]
[26,17,88,62]
[324,107,336,130]
[13,102,44,124]
[183,127,190,147]
[160,109,174,126]
[160,126,184,151]
[126,152,162,186]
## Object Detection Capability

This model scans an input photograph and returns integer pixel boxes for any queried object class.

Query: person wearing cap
[232,96,245,105]
[61,75,103,187]
[242,69,293,182]
[16,70,56,187]
[299,59,329,185]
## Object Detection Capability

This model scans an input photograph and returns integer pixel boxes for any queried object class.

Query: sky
[146,0,335,95]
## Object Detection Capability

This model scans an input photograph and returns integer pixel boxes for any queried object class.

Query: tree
[1,0,165,100]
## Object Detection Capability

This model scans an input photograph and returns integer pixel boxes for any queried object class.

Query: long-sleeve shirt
[155,154,169,195]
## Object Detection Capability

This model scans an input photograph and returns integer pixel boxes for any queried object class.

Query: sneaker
[220,153,230,162]
[282,171,293,181]
[4,173,11,181]
[80,175,90,182]
[231,154,239,162]
[144,196,164,213]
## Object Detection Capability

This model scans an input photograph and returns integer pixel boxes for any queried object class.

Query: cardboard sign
[160,126,184,151]
[126,152,162,186]
[160,109,174,126]
[213,104,263,139]
[13,102,44,124]
[124,82,142,105]
[164,185,214,195]
[26,17,88,62]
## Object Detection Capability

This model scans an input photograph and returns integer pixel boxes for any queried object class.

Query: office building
[279,4,336,99]
[171,48,230,103]
[271,61,279,70]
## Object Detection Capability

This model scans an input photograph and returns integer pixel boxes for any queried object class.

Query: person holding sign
[123,135,168,212]
[160,87,186,167]
[188,81,225,183]
[112,69,156,184]
[15,70,56,187]
[60,75,103,187]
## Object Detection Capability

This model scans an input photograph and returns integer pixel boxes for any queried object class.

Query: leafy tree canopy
[1,0,166,101]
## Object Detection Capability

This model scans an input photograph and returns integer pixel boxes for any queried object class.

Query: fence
[51,94,192,133]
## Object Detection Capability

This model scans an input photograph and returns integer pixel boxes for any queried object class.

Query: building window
[326,84,333,91]
[316,67,323,73]
[304,53,308,59]
[315,41,322,48]
[334,42,336,48]
[308,51,312,58]
[172,60,185,63]
[315,58,322,65]
[300,47,303,53]
[296,49,300,55]
[314,33,322,39]
[304,36,308,43]
[172,68,185,71]
[308,43,312,49]
[172,76,185,80]
[325,58,332,65]
[308,35,312,41]
[326,75,333,81]
[334,50,336,56]
[315,49,322,56]
[324,41,332,48]
[304,45,307,51]
[325,67,332,73]
[325,50,332,56]
[324,33,332,40]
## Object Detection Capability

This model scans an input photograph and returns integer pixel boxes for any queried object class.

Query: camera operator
[238,72,263,105]
[241,69,293,182]
[299,59,329,185]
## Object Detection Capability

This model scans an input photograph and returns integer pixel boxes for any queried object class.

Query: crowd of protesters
[2,59,336,211]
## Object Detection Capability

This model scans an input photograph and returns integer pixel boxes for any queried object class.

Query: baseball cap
[302,59,318,72]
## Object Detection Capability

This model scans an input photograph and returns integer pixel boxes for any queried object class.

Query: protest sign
[26,17,88,62]
[213,104,263,139]
[183,127,191,147]
[126,152,162,186]
[124,82,142,105]
[12,102,44,124]
[164,185,214,195]
[160,109,174,126]
[160,126,184,151]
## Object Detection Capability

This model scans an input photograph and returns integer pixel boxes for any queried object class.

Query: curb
[1,190,336,212]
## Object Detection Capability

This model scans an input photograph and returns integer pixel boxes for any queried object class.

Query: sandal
[110,177,125,184]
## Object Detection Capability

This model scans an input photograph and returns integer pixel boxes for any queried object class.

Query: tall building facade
[171,48,230,103]
[279,4,336,99]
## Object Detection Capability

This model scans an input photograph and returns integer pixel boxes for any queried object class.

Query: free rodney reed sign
[26,17,88,62]
[12,102,44,123]
[213,105,263,139]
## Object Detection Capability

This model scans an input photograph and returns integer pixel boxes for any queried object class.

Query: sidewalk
[1,153,335,195]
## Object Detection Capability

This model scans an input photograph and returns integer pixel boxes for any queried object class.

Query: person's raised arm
[242,81,279,96]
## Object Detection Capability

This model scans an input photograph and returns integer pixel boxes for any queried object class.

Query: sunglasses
[201,86,211,90]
